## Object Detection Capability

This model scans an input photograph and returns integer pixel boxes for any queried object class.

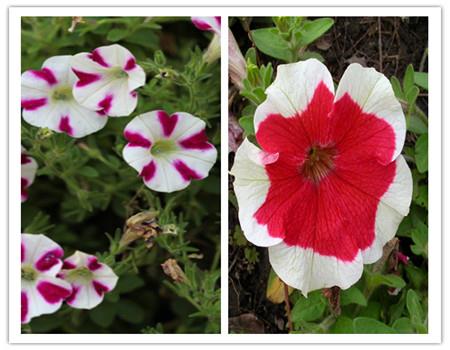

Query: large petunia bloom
[230,59,413,296]
[21,234,72,324]
[122,110,217,193]
[21,56,107,138]
[59,251,118,309]
[71,44,145,117]
[21,146,37,202]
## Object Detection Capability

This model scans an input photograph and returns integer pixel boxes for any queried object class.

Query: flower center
[65,267,93,283]
[301,144,337,183]
[109,67,128,79]
[151,139,177,156]
[21,265,38,281]
[51,85,73,101]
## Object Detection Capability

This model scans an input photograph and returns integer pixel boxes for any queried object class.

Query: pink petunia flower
[21,56,108,138]
[230,59,413,295]
[21,234,72,324]
[191,16,221,35]
[122,110,217,193]
[21,146,37,202]
[71,44,146,117]
[59,251,118,309]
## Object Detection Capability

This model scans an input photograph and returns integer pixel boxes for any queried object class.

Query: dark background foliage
[228,16,428,334]
[21,16,221,334]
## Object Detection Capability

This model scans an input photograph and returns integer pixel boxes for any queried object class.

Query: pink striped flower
[230,59,413,295]
[122,110,217,193]
[21,146,37,202]
[58,251,118,310]
[21,56,107,138]
[21,234,72,324]
[71,44,145,117]
[191,16,221,35]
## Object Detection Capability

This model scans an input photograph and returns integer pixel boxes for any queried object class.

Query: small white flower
[71,44,146,117]
[21,56,107,138]
[59,251,118,309]
[21,234,72,324]
[122,110,217,193]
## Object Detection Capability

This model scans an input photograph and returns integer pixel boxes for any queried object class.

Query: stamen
[151,139,177,156]
[51,85,73,101]
[301,144,337,183]
[21,265,38,281]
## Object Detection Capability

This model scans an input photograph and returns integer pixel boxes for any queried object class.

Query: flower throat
[300,144,337,183]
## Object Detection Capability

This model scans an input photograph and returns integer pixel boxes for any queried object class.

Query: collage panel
[20,15,221,334]
[228,16,429,334]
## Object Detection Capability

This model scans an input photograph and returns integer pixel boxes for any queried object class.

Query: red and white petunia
[21,146,37,202]
[122,110,217,193]
[21,56,108,138]
[71,44,145,117]
[59,251,118,310]
[21,234,72,324]
[191,16,221,35]
[230,59,413,296]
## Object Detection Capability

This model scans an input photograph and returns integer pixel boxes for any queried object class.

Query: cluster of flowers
[20,17,220,325]
[21,234,118,324]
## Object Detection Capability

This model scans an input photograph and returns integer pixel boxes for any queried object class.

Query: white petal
[191,16,221,35]
[230,139,283,247]
[22,276,71,323]
[21,151,37,186]
[73,77,138,117]
[362,155,413,263]
[21,234,64,276]
[269,243,363,296]
[335,63,406,162]
[254,59,334,132]
[122,144,152,173]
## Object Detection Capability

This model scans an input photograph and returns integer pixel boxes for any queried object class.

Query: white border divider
[8,6,441,344]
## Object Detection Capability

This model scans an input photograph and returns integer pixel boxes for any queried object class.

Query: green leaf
[414,72,428,91]
[406,86,420,106]
[89,301,117,328]
[115,274,146,294]
[366,271,406,290]
[297,18,334,47]
[353,317,396,334]
[330,316,354,334]
[408,113,428,134]
[415,133,428,173]
[291,291,327,323]
[414,185,428,209]
[410,220,428,257]
[340,286,367,306]
[116,299,145,324]
[239,116,255,136]
[251,27,291,61]
[106,28,128,42]
[78,166,100,178]
[403,64,415,94]
[392,317,415,333]
[390,76,404,99]
[406,289,426,333]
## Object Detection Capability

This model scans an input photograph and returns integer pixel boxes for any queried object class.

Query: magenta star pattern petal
[21,56,108,138]
[122,110,217,193]
[71,44,145,117]
[21,234,72,324]
[59,251,118,310]
[230,59,413,295]
[21,146,37,202]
